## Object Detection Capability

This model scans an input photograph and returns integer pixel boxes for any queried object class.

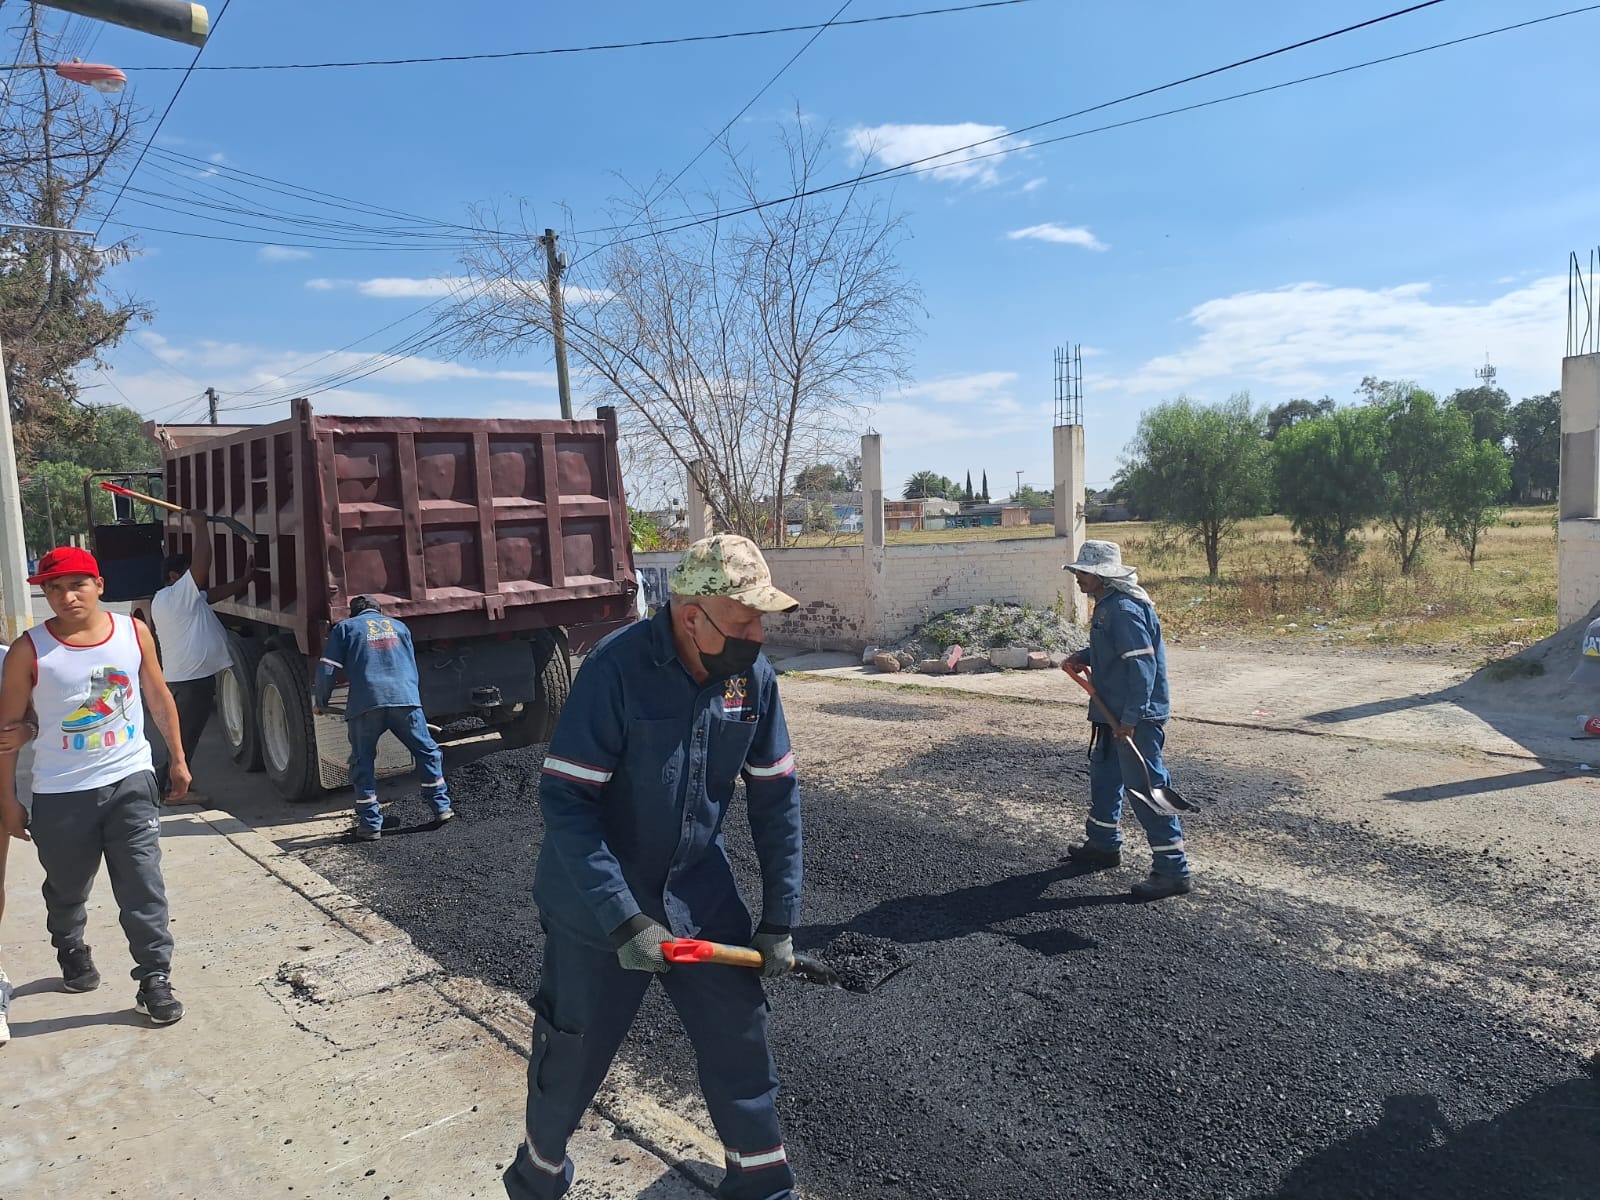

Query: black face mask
[694,610,761,678]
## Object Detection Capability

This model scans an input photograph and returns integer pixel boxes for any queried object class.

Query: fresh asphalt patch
[299,740,1597,1200]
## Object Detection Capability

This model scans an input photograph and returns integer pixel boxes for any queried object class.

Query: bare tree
[0,8,149,457]
[447,115,920,545]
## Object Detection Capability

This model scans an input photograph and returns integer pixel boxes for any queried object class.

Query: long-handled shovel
[99,481,263,544]
[661,937,852,992]
[1062,666,1199,817]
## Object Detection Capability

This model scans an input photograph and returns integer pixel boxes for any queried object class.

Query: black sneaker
[135,973,185,1025]
[59,943,101,993]
[1064,841,1122,869]
[1130,872,1195,901]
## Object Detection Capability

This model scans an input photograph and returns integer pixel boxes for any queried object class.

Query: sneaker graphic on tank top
[61,666,135,733]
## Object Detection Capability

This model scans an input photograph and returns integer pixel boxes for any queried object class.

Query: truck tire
[504,629,572,747]
[220,632,266,771]
[257,650,323,803]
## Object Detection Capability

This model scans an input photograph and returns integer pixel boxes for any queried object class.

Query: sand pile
[1447,602,1600,716]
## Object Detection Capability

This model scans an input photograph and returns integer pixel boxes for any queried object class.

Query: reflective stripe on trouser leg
[1085,728,1126,850]
[1116,723,1189,876]
[660,923,795,1200]
[421,777,452,817]
[354,796,382,834]
[506,931,652,1200]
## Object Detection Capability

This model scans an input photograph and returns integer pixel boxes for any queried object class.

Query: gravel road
[299,675,1600,1200]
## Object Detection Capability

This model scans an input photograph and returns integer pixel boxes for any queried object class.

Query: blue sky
[55,0,1600,501]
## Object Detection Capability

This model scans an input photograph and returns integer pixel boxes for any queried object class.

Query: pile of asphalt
[302,743,1596,1200]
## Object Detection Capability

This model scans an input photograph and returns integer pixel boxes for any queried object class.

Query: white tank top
[28,613,153,794]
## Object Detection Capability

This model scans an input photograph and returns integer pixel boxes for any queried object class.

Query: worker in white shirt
[149,510,260,805]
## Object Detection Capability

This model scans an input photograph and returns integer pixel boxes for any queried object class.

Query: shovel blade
[1127,784,1199,817]
[789,952,846,991]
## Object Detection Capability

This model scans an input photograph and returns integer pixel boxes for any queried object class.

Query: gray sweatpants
[29,770,174,981]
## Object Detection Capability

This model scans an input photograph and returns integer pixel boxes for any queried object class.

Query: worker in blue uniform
[1060,540,1194,899]
[504,534,805,1200]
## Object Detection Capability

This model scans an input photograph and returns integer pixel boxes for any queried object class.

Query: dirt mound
[1448,602,1600,717]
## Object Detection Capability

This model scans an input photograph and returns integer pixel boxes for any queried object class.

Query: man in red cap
[0,546,192,1025]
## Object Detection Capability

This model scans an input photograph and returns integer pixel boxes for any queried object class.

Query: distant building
[884,496,960,532]
[949,503,1031,529]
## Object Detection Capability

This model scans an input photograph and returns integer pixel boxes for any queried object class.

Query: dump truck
[89,399,639,802]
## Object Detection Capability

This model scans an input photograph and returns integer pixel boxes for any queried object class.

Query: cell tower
[1054,344,1082,426]
[1474,352,1497,389]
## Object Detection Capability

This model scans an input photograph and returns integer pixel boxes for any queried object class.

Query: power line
[577,0,1457,244]
[95,0,233,240]
[125,1,1043,72]
[650,0,855,205]
[200,1,1581,408]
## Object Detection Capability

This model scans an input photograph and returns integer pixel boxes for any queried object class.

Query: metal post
[541,229,574,420]
[861,432,885,646]
[206,385,218,425]
[0,335,34,640]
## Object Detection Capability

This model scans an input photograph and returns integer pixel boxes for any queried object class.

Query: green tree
[1508,391,1559,502]
[964,470,973,502]
[1438,440,1511,567]
[18,459,115,553]
[1265,397,1335,440]
[903,470,955,500]
[1,15,150,457]
[1123,393,1272,578]
[1445,385,1511,450]
[1273,408,1387,574]
[628,506,665,551]
[1009,484,1051,508]
[803,499,838,533]
[29,403,158,471]
[793,463,841,494]
[1379,387,1471,575]
[980,470,990,502]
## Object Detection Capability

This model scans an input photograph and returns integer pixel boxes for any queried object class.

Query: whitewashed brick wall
[637,535,1073,650]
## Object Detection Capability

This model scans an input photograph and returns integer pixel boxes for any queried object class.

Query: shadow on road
[1257,1081,1600,1199]
[799,863,1119,957]
[815,699,951,723]
[1385,767,1566,803]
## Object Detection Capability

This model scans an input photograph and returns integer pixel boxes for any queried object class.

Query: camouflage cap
[670,534,799,613]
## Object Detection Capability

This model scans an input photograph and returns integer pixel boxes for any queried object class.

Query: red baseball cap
[28,546,101,585]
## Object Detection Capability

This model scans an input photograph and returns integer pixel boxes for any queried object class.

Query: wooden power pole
[540,229,574,420]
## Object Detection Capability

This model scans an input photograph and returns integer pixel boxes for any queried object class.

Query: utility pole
[0,335,33,639]
[540,228,574,420]
[206,386,219,425]
[1015,469,1024,500]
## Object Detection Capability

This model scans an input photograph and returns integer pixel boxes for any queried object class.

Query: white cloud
[1006,223,1107,251]
[847,122,1026,186]
[257,246,313,263]
[895,371,1020,406]
[1021,177,1047,193]
[306,275,612,304]
[1102,276,1566,398]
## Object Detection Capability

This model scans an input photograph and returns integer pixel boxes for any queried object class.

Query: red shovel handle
[660,937,765,969]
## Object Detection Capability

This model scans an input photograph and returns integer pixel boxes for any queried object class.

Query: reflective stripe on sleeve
[1120,646,1155,660]
[743,751,796,779]
[541,756,614,786]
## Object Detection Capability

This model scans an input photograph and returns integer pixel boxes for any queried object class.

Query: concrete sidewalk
[0,804,705,1200]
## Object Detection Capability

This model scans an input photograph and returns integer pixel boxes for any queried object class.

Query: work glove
[752,926,795,980]
[611,914,673,974]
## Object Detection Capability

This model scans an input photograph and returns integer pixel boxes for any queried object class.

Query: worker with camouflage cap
[506,533,805,1200]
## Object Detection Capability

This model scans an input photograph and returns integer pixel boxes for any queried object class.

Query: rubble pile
[865,602,1087,675]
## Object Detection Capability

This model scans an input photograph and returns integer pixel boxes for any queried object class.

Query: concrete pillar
[1053,423,1088,624]
[685,460,713,543]
[861,433,885,645]
[1558,354,1600,624]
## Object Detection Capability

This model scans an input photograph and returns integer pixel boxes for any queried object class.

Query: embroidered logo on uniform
[722,675,748,717]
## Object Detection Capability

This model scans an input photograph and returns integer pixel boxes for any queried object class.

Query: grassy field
[795,506,1559,650]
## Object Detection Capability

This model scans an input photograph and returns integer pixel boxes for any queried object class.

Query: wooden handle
[100,481,183,514]
[661,938,764,970]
